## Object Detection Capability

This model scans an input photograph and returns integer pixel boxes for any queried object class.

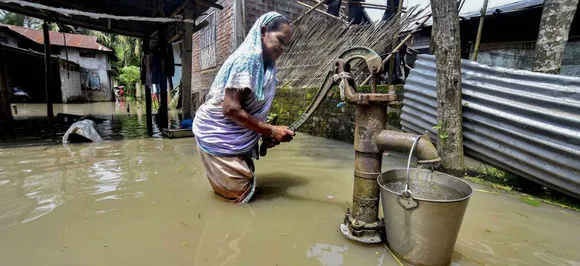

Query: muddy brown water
[1,103,579,265]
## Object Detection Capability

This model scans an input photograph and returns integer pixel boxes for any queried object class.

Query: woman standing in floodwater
[192,12,295,204]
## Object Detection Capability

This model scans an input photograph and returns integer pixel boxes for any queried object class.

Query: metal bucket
[377,168,473,266]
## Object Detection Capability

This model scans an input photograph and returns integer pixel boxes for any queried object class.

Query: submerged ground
[0,103,578,266]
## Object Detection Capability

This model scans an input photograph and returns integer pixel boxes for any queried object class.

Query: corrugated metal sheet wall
[401,54,580,199]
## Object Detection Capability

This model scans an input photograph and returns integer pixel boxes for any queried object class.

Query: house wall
[190,0,304,112]
[191,0,234,110]
[476,41,580,77]
[59,48,112,102]
[60,67,83,103]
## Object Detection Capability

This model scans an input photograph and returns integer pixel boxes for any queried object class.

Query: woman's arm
[222,88,294,142]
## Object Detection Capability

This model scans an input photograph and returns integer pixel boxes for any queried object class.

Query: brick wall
[245,0,303,32]
[190,0,304,112]
[191,0,234,111]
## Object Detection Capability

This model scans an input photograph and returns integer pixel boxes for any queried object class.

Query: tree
[0,10,41,28]
[0,10,64,31]
[69,28,142,69]
[430,0,465,176]
[115,35,141,67]
[118,66,140,98]
[532,0,579,74]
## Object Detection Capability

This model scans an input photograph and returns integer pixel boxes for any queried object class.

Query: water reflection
[89,160,122,194]
[0,139,157,228]
[306,243,349,266]
[21,171,65,223]
[2,102,170,148]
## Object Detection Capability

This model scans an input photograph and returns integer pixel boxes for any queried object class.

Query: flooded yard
[0,103,579,266]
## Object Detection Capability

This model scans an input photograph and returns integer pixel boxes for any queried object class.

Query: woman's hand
[268,126,295,143]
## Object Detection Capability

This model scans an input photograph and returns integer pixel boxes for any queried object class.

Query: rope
[333,72,351,102]
[384,244,404,266]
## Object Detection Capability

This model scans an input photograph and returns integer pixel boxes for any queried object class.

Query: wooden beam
[197,0,224,10]
[293,0,325,24]
[181,0,194,120]
[106,0,111,30]
[143,36,153,136]
[153,19,208,42]
[157,24,169,130]
[42,22,54,120]
[296,1,347,24]
[0,3,149,37]
[341,1,390,10]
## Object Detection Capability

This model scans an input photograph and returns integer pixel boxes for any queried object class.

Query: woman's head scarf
[205,11,286,104]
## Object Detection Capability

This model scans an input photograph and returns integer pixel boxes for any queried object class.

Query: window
[199,12,216,70]
[80,50,96,58]
[0,36,8,45]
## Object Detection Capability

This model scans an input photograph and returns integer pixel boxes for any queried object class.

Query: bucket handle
[402,136,423,196]
[398,135,422,210]
[398,192,419,210]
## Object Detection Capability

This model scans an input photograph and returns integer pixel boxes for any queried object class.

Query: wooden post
[143,36,153,136]
[158,25,169,130]
[181,0,194,120]
[387,58,394,85]
[42,22,54,120]
[471,0,489,61]
[532,0,579,74]
[387,0,403,85]
[0,48,13,124]
[430,0,465,176]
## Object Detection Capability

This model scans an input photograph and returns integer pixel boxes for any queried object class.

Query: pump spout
[374,130,440,164]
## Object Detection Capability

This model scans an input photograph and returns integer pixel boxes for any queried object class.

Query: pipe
[374,130,440,164]
[241,0,246,38]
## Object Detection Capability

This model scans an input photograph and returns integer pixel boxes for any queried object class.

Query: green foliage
[118,66,140,97]
[520,197,541,207]
[386,111,401,129]
[476,166,518,185]
[0,11,41,29]
[432,122,449,140]
[468,165,580,211]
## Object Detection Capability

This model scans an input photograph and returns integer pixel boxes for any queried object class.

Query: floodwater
[384,179,467,201]
[1,103,579,266]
